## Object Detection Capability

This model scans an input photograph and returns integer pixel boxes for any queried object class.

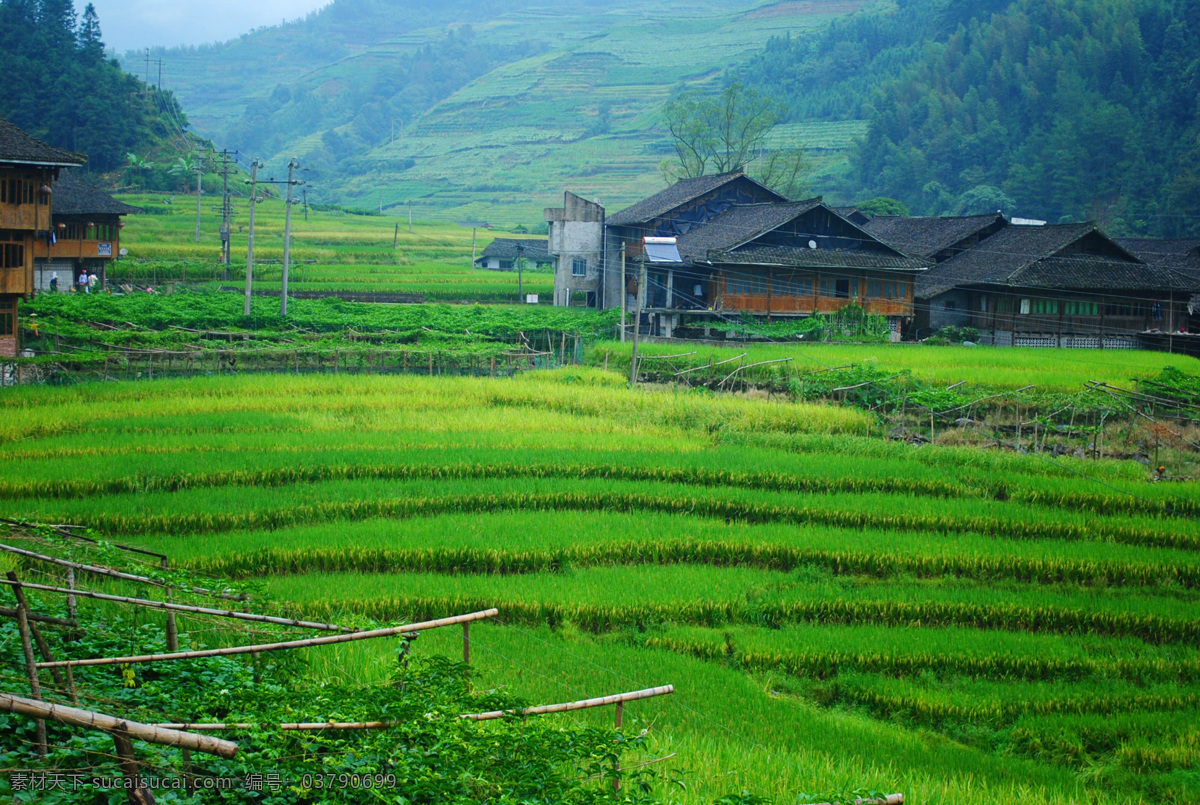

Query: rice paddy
[2,369,1197,804]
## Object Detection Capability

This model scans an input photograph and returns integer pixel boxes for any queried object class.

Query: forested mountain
[0,0,190,173]
[742,0,1200,236]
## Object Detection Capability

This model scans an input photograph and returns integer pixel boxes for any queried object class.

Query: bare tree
[661,81,809,198]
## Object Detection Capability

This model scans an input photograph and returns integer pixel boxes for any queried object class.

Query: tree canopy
[661,82,809,198]
[0,0,188,173]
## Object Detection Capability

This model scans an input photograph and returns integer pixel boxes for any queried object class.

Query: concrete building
[544,191,604,307]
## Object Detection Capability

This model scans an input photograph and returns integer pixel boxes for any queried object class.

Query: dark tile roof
[475,237,551,263]
[671,200,928,271]
[864,214,1006,258]
[919,223,1195,297]
[606,171,785,227]
[710,245,927,271]
[833,206,871,225]
[675,200,823,261]
[1115,238,1200,274]
[52,171,140,216]
[0,116,86,167]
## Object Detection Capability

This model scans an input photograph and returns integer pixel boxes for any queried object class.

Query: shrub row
[641,636,1200,684]
[75,491,1200,551]
[290,594,1200,645]
[186,543,1200,589]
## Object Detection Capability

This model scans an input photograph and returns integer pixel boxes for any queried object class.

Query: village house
[545,173,929,338]
[33,170,139,292]
[473,237,554,271]
[908,222,1196,347]
[0,116,85,358]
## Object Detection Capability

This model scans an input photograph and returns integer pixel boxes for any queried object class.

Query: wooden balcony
[716,293,913,317]
[33,238,118,260]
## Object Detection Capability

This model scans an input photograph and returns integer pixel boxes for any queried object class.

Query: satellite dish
[808,240,817,250]
[119,248,128,257]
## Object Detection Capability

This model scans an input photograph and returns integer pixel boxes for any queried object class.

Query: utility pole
[516,242,525,302]
[470,226,477,266]
[194,155,203,243]
[218,149,233,272]
[408,201,412,234]
[244,160,260,316]
[302,187,308,222]
[281,159,299,317]
[629,258,646,385]
[619,243,627,342]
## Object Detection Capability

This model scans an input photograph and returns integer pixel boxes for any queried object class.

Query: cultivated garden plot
[1,370,1198,804]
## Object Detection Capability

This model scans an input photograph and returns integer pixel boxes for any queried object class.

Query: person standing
[78,268,88,293]
[88,272,98,293]
[49,272,58,293]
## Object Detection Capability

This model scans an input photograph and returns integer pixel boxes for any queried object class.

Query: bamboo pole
[462,685,673,721]
[152,685,673,732]
[0,607,76,633]
[0,693,239,757]
[0,579,356,633]
[20,605,71,699]
[39,609,499,669]
[719,358,793,389]
[0,606,77,628]
[0,543,244,601]
[7,573,47,755]
[0,517,170,565]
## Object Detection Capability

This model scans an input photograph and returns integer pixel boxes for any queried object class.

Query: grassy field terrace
[107,194,554,303]
[1,369,1198,803]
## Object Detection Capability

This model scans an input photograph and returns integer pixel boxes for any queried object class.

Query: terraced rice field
[2,369,1197,803]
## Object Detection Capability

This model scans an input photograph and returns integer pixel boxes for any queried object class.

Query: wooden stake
[65,566,77,621]
[39,609,499,669]
[7,572,47,756]
[462,622,470,666]
[113,730,156,805]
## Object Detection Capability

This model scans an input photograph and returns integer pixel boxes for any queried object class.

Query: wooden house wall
[0,167,54,296]
[961,290,1186,336]
[714,269,915,318]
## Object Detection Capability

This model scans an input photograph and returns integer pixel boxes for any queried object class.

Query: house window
[498,259,513,269]
[0,179,32,205]
[1065,301,1099,316]
[0,230,24,269]
[729,275,766,294]
[773,276,812,296]
[1031,300,1058,315]
[944,300,957,311]
[572,258,586,277]
[1104,302,1140,317]
[1020,298,1031,315]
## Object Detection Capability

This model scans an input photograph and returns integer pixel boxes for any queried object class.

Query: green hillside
[137,0,868,225]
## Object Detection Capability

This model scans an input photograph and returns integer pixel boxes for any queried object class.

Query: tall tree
[661,81,809,198]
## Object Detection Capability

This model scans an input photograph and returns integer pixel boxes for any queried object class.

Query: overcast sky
[89,0,334,54]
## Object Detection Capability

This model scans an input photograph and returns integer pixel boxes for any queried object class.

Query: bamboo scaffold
[148,686,675,732]
[0,693,238,758]
[0,579,356,633]
[38,609,499,669]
